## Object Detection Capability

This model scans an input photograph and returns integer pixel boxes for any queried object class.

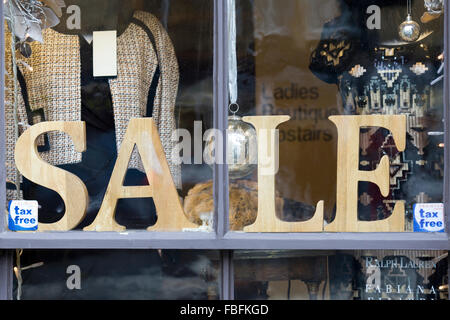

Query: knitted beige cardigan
[5,11,181,199]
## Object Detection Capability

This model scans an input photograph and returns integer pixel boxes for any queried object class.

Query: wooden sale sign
[13,115,406,233]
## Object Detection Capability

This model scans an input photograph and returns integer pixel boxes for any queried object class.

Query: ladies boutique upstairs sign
[11,113,413,233]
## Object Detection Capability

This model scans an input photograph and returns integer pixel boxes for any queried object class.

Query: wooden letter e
[325,115,406,232]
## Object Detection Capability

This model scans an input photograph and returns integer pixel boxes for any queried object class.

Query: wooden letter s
[14,121,88,231]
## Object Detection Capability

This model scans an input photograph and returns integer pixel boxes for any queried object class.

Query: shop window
[230,0,445,233]
[0,0,448,303]
[12,249,220,300]
[234,250,448,300]
[4,0,214,232]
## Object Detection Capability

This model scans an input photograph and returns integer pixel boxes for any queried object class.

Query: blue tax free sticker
[8,200,39,231]
[413,203,445,233]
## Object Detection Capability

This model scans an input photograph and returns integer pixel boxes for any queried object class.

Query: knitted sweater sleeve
[143,13,182,190]
[4,27,29,201]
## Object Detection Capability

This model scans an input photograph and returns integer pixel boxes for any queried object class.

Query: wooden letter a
[84,118,197,232]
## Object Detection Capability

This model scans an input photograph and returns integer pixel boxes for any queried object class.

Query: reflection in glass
[13,250,220,300]
[234,250,448,300]
[233,0,444,231]
[4,0,213,231]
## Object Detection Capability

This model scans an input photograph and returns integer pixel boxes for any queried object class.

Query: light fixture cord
[14,249,23,300]
[13,249,44,300]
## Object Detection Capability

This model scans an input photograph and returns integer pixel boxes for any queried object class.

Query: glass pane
[234,250,448,300]
[231,0,445,232]
[13,250,220,300]
[4,0,213,232]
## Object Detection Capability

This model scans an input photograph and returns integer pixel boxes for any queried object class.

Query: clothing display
[309,3,444,226]
[5,10,180,228]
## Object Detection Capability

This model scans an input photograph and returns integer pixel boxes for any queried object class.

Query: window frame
[0,0,449,301]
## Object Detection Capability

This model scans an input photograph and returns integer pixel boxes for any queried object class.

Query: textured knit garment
[5,11,181,207]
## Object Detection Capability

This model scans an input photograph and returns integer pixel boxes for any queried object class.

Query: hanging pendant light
[399,0,421,42]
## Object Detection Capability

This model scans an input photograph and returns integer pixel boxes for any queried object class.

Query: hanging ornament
[226,104,258,179]
[5,0,66,58]
[204,104,258,180]
[421,0,443,23]
[399,0,421,42]
[17,40,32,58]
[207,0,257,180]
[424,0,443,14]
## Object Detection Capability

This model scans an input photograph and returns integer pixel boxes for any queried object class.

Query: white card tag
[8,200,39,231]
[93,30,117,77]
[413,203,445,232]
